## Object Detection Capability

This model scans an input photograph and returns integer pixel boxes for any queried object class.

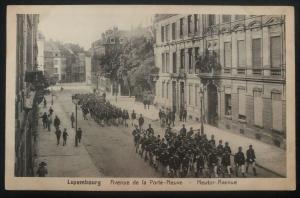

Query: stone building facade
[15,14,40,176]
[153,14,286,144]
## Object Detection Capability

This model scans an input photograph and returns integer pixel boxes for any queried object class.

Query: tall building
[15,14,40,176]
[153,14,286,146]
[37,32,45,73]
[44,40,62,82]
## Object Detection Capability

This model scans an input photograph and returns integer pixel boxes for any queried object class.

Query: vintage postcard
[5,5,295,191]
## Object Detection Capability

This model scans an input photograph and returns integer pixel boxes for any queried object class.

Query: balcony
[237,68,246,75]
[252,68,262,75]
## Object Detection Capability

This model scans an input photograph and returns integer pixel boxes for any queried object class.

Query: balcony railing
[252,68,262,75]
[237,68,246,75]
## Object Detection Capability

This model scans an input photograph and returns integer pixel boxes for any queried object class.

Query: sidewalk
[108,95,286,177]
[34,94,102,177]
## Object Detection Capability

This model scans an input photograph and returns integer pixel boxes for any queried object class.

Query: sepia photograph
[5,5,295,191]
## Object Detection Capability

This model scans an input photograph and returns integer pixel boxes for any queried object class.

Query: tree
[194,49,222,74]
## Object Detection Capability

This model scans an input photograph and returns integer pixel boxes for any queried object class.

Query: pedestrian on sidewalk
[43,98,47,108]
[170,110,175,126]
[143,99,147,110]
[179,108,183,122]
[159,109,163,124]
[54,115,61,130]
[138,114,144,131]
[47,114,52,132]
[234,146,246,177]
[76,128,83,143]
[70,113,75,128]
[63,128,68,146]
[55,127,62,145]
[49,106,54,115]
[246,145,257,176]
[131,110,136,126]
[36,162,48,177]
[41,112,48,129]
[182,108,187,122]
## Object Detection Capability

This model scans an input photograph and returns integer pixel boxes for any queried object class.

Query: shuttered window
[238,89,246,119]
[270,36,281,68]
[222,15,231,23]
[162,82,165,98]
[195,84,199,106]
[237,40,246,67]
[252,38,262,67]
[272,92,283,131]
[166,52,170,73]
[161,26,165,42]
[224,42,231,67]
[166,83,169,99]
[254,91,263,127]
[172,22,176,40]
[161,53,165,73]
[166,24,170,41]
[172,52,177,73]
[189,84,192,105]
[180,49,185,69]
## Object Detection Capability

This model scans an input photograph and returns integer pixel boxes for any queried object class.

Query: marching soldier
[246,145,257,176]
[76,128,83,143]
[138,114,144,131]
[55,127,62,145]
[234,146,246,177]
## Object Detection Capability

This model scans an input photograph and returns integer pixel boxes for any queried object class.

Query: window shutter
[252,38,262,67]
[254,91,263,127]
[271,36,281,68]
[238,89,246,116]
[272,93,283,131]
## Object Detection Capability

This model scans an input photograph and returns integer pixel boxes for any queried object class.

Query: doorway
[207,83,218,125]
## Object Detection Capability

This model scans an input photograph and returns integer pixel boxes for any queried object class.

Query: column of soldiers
[131,123,257,178]
[75,93,130,127]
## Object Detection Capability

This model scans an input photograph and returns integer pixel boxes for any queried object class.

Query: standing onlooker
[36,162,48,177]
[43,98,47,108]
[41,112,48,129]
[54,115,61,130]
[47,114,53,132]
[55,127,62,145]
[62,128,68,146]
[182,108,187,122]
[49,106,54,115]
[170,110,176,126]
[70,113,75,128]
[76,128,83,143]
[138,114,144,131]
[131,110,136,126]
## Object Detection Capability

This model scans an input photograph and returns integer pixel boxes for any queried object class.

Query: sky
[38,7,154,50]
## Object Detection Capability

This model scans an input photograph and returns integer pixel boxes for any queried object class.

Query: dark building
[15,14,40,176]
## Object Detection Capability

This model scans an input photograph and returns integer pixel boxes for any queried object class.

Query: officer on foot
[76,128,83,143]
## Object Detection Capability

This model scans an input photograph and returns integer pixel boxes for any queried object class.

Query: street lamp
[51,87,54,105]
[199,88,204,134]
[72,95,79,147]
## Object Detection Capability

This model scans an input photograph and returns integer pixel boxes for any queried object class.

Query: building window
[161,53,165,73]
[188,48,193,73]
[166,83,169,99]
[208,15,215,26]
[222,15,231,23]
[172,22,176,40]
[194,14,198,32]
[237,40,246,67]
[172,52,177,73]
[270,36,282,68]
[188,15,192,34]
[224,42,231,67]
[272,92,283,131]
[161,26,165,42]
[166,24,170,41]
[252,38,262,67]
[180,18,184,37]
[254,91,263,127]
[188,84,192,105]
[238,89,246,120]
[166,52,170,73]
[180,49,185,69]
[225,94,232,115]
[110,38,115,43]
[162,82,165,98]
[195,84,199,106]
